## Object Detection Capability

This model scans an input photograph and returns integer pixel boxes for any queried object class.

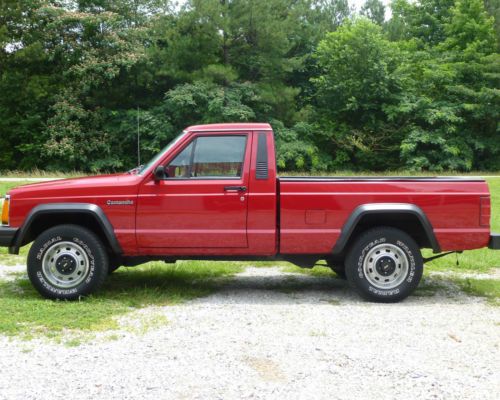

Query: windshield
[137,131,188,175]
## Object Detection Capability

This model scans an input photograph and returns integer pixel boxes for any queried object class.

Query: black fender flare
[10,203,122,255]
[331,203,441,254]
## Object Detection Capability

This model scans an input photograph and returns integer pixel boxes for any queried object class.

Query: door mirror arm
[153,165,167,182]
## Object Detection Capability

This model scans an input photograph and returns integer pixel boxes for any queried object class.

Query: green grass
[415,272,500,305]
[456,278,500,305]
[0,170,83,178]
[280,263,337,277]
[0,179,29,263]
[0,181,28,197]
[423,248,500,274]
[413,276,451,297]
[0,261,245,339]
[0,245,29,266]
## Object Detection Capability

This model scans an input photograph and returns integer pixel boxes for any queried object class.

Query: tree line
[0,0,499,173]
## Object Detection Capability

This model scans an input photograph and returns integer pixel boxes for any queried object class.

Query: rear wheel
[345,227,423,303]
[27,224,109,300]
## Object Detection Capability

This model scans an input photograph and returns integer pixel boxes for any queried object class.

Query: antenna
[137,106,141,167]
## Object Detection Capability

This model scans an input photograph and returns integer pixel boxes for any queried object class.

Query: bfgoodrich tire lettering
[345,227,423,303]
[27,224,109,300]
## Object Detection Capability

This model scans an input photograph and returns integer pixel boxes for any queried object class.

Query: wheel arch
[10,203,122,256]
[332,203,441,255]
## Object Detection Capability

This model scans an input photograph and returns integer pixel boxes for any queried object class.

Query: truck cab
[135,124,278,256]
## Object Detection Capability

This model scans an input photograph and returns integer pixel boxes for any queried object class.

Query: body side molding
[10,203,122,255]
[332,203,441,254]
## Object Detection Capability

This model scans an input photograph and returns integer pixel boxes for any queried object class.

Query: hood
[8,173,142,199]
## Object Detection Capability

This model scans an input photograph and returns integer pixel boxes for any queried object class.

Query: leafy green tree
[39,3,146,170]
[312,19,407,170]
[0,0,499,173]
[149,0,351,125]
[0,0,56,169]
[273,120,324,171]
[361,0,386,25]
[77,0,172,26]
[400,0,499,170]
[387,0,455,46]
[163,80,260,129]
[101,107,173,169]
[441,0,496,54]
[484,0,500,47]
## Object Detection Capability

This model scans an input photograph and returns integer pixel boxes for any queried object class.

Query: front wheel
[345,227,423,303]
[27,224,109,300]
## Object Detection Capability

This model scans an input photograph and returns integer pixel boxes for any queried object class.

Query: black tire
[27,224,109,300]
[345,227,423,303]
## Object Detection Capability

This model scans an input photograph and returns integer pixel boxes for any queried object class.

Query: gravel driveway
[0,266,499,400]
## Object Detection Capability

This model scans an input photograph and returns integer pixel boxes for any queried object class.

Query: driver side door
[136,132,251,249]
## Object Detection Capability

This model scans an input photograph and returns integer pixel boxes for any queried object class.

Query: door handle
[224,186,247,192]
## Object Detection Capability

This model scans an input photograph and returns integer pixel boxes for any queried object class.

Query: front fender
[9,203,122,255]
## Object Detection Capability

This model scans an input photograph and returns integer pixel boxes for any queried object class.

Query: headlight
[1,195,10,225]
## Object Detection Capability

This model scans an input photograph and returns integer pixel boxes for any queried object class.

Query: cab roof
[185,123,272,132]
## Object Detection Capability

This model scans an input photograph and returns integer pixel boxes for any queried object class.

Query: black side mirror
[153,165,167,181]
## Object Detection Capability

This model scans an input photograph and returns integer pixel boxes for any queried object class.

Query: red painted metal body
[5,123,492,256]
[279,179,490,253]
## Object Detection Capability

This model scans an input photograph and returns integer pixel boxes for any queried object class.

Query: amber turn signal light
[1,195,10,225]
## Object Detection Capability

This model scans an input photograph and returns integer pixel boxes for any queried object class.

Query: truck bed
[278,176,490,254]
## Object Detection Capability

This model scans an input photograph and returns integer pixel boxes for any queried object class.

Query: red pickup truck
[1,123,499,302]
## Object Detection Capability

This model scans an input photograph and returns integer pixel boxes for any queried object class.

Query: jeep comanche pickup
[1,123,499,302]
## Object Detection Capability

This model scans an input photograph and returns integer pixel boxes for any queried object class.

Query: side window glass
[166,142,193,178]
[192,136,246,177]
[165,135,246,179]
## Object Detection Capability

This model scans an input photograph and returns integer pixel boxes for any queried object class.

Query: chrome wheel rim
[363,243,409,290]
[42,241,89,288]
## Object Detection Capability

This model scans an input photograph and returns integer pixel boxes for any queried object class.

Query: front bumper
[489,234,500,250]
[0,226,18,248]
